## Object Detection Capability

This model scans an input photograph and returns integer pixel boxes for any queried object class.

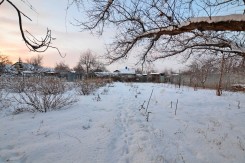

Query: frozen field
[0,82,245,163]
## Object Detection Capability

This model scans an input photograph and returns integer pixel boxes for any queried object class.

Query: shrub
[14,91,76,113]
[37,77,66,95]
[75,79,96,95]
[0,90,12,110]
[75,78,112,95]
[6,76,28,93]
[13,77,76,113]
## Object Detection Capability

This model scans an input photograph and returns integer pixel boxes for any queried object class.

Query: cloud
[1,1,114,69]
[0,21,108,69]
[1,0,184,72]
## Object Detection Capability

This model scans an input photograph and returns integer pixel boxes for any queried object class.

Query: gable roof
[118,67,135,75]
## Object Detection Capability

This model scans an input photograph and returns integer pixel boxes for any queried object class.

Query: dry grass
[75,78,112,95]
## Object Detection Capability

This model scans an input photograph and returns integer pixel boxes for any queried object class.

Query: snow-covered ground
[0,82,245,163]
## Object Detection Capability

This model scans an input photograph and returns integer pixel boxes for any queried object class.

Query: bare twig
[175,99,179,115]
[1,0,62,56]
[139,101,146,111]
[146,112,152,122]
[146,89,154,113]
[63,132,82,144]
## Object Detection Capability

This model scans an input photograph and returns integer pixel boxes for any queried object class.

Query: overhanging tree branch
[73,0,245,63]
[6,0,52,52]
[137,15,245,38]
[1,0,61,55]
[0,0,4,5]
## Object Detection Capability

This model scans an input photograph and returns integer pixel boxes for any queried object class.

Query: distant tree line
[55,49,107,75]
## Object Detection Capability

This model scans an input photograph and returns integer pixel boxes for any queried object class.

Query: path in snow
[90,83,157,163]
[104,83,151,163]
[0,82,245,163]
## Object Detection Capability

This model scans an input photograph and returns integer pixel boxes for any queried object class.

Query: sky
[0,0,188,72]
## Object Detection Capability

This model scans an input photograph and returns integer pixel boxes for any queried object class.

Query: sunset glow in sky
[0,0,185,72]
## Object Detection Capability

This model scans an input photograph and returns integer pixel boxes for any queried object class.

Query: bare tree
[135,68,143,74]
[73,63,85,74]
[26,55,43,70]
[78,50,97,74]
[216,53,245,91]
[216,53,226,96]
[55,62,70,73]
[184,52,244,93]
[94,61,108,72]
[188,56,216,88]
[72,0,245,64]
[0,54,12,74]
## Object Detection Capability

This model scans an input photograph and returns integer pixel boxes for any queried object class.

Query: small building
[160,73,165,83]
[137,74,148,82]
[94,72,112,78]
[67,71,83,82]
[149,73,165,83]
[42,71,59,77]
[150,73,160,82]
[22,70,36,77]
[117,67,136,82]
[168,73,182,85]
[111,67,136,82]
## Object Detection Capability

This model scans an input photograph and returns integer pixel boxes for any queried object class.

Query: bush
[75,78,112,95]
[0,90,12,110]
[37,77,66,95]
[6,77,26,93]
[0,77,12,110]
[13,77,76,113]
[75,79,96,95]
[14,91,76,113]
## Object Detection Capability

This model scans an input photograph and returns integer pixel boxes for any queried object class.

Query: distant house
[42,71,60,78]
[119,67,135,75]
[94,72,112,78]
[114,67,136,82]
[21,70,36,77]
[141,74,148,82]
[67,71,83,82]
[169,73,181,84]
[11,61,42,77]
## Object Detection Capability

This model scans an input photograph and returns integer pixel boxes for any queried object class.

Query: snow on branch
[138,14,245,38]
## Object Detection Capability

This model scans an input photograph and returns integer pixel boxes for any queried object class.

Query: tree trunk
[216,54,225,96]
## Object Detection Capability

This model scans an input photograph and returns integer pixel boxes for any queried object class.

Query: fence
[170,72,245,90]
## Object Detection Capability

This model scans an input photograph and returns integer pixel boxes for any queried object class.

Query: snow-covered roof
[150,73,160,75]
[22,71,34,74]
[44,72,58,74]
[94,72,112,77]
[118,67,136,75]
[171,73,180,76]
